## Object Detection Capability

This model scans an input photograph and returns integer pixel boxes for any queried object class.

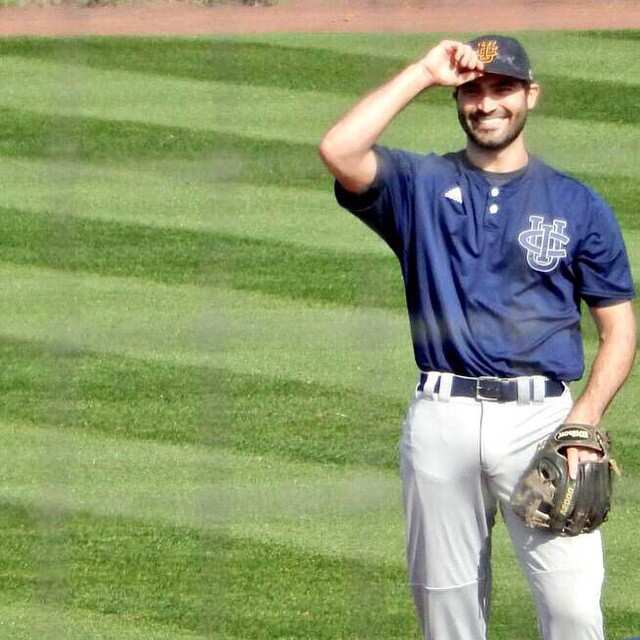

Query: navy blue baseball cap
[467,34,534,82]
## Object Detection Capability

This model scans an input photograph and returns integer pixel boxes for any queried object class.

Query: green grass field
[0,31,638,639]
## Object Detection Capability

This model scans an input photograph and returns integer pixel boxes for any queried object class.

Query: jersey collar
[454,150,539,190]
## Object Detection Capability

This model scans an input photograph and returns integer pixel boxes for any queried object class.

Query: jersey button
[490,187,500,197]
[488,203,499,214]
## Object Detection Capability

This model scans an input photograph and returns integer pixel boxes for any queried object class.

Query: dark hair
[452,78,531,100]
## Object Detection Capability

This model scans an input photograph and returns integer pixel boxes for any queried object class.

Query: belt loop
[532,376,546,403]
[423,372,439,400]
[415,373,423,398]
[438,373,453,402]
[516,377,531,405]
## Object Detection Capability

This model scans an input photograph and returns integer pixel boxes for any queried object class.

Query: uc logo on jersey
[518,215,570,273]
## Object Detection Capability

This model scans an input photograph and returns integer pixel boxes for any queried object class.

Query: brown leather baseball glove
[511,423,619,537]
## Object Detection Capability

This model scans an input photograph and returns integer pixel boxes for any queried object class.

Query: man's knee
[410,580,491,640]
[535,574,604,639]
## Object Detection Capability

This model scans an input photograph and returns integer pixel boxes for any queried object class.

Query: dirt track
[0,0,639,37]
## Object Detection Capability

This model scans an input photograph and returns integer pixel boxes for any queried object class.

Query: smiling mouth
[472,115,508,130]
[476,116,505,122]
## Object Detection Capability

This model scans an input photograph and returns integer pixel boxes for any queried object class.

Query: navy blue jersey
[335,146,635,380]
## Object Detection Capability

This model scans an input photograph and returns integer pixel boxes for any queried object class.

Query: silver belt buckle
[476,376,502,401]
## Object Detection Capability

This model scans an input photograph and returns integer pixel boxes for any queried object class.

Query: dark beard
[457,109,528,151]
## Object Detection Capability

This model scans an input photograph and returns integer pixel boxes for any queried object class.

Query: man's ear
[526,82,541,110]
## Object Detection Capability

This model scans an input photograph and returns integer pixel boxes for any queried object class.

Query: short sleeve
[575,194,635,306]
[334,145,415,256]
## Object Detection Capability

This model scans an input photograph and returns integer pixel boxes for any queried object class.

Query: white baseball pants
[399,373,605,640]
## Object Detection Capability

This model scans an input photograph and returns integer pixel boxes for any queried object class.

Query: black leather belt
[418,373,565,403]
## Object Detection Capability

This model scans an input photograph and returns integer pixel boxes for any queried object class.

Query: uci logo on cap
[476,40,499,63]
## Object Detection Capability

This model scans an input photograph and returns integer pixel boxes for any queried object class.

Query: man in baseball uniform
[319,35,636,639]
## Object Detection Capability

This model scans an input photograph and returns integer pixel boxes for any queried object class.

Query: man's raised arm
[318,40,485,194]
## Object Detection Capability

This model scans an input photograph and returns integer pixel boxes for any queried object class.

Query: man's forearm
[319,63,432,166]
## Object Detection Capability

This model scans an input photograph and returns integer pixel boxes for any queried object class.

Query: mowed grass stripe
[5,159,640,258]
[580,30,640,42]
[0,57,639,179]
[1,156,639,261]
[4,205,640,315]
[239,31,640,86]
[0,49,636,184]
[0,421,402,524]
[4,204,637,328]
[0,107,335,191]
[0,603,209,640]
[0,501,420,640]
[1,458,637,638]
[0,206,404,310]
[0,420,411,565]
[2,418,637,572]
[1,37,638,125]
[3,501,635,639]
[0,262,622,404]
[0,104,639,202]
[0,263,416,396]
[0,38,395,97]
[0,107,326,190]
[0,158,389,257]
[3,334,638,471]
[585,175,640,231]
[0,55,352,146]
[0,336,405,469]
[21,410,603,627]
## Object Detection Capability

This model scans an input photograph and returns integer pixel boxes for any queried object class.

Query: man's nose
[477,94,498,113]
